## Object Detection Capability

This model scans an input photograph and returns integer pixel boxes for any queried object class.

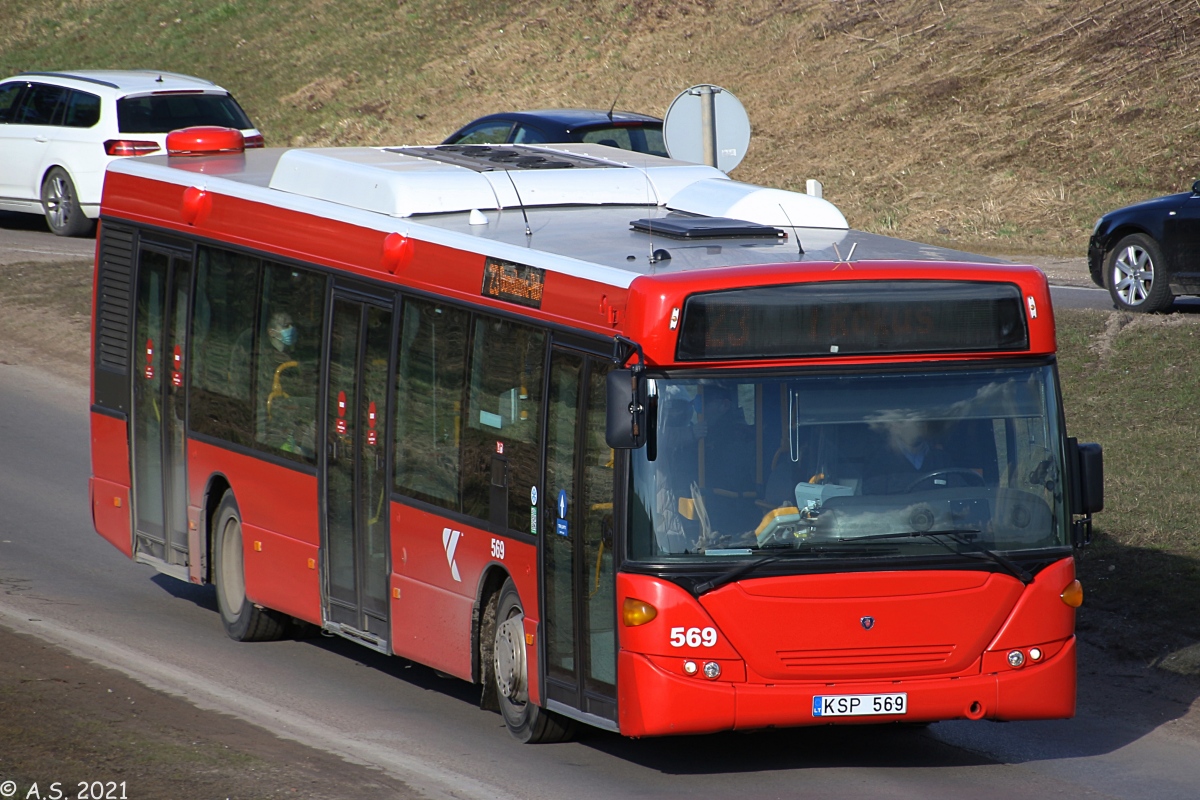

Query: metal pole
[699,86,717,168]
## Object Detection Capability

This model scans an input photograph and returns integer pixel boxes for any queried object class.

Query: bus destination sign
[676,280,1028,361]
[482,257,545,309]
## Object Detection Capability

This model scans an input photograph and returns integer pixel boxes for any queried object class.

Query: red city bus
[89,131,1104,742]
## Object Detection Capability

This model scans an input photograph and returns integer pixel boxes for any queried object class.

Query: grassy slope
[5,1,1200,662]
[1057,309,1200,663]
[4,0,1200,254]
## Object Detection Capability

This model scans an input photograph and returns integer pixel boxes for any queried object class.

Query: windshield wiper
[693,555,782,595]
[840,529,1032,584]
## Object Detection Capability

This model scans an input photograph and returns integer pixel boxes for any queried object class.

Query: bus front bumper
[616,636,1075,737]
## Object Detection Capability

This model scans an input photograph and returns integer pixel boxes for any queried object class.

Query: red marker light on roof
[243,132,265,148]
[382,232,415,273]
[166,126,245,156]
[180,186,212,226]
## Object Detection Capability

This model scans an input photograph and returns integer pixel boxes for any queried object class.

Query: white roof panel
[667,178,848,229]
[268,147,500,217]
[267,144,748,219]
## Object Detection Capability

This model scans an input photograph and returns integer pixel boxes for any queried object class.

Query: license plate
[812,692,907,717]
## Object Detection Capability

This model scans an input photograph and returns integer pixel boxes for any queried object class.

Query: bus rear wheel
[491,579,576,743]
[213,491,288,642]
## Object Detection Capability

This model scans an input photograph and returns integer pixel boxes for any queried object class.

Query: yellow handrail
[266,360,299,419]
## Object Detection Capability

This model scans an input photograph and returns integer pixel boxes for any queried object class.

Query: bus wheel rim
[220,517,245,612]
[494,612,527,704]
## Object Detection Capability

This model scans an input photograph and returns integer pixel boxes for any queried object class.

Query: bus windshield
[629,364,1068,563]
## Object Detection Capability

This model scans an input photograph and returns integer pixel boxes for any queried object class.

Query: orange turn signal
[622,597,658,627]
[1061,579,1084,608]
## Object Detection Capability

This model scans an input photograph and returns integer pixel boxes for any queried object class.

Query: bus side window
[462,315,545,531]
[190,247,259,448]
[252,262,325,462]
[394,299,469,511]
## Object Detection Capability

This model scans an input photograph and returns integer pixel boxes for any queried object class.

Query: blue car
[443,109,668,157]
[1088,180,1200,312]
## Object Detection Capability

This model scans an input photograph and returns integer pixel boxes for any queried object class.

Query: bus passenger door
[542,349,617,726]
[322,294,393,650]
[130,243,191,580]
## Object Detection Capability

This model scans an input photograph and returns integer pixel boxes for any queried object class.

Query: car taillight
[243,133,265,148]
[105,140,161,156]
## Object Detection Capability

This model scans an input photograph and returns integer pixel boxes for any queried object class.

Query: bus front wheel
[491,579,576,743]
[213,491,288,642]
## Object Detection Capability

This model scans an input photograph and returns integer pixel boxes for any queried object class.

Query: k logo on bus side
[442,528,463,582]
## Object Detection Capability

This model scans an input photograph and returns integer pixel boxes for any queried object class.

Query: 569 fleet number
[669,626,717,648]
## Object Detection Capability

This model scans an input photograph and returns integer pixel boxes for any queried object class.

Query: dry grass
[1056,308,1200,660]
[3,0,1200,253]
[0,258,92,382]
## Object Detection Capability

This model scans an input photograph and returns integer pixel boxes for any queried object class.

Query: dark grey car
[443,109,667,157]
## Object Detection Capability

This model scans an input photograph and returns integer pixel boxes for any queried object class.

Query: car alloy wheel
[1112,243,1154,305]
[40,167,94,237]
[1106,232,1173,313]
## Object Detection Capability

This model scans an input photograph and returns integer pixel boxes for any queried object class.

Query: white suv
[0,70,262,236]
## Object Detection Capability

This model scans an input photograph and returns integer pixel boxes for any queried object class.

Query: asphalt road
[0,211,96,266]
[5,214,1200,798]
[5,359,1200,799]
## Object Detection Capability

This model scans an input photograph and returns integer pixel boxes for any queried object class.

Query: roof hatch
[629,214,786,239]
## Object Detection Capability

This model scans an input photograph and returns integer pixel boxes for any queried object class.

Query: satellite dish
[662,84,751,173]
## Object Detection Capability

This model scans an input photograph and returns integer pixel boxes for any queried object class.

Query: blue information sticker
[556,518,569,538]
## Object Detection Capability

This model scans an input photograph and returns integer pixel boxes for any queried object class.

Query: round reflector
[167,126,245,156]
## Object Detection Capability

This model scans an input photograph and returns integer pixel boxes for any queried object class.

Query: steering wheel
[904,468,986,492]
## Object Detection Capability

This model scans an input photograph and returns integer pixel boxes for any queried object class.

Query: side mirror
[1070,439,1104,516]
[1068,438,1103,547]
[606,368,648,449]
[1192,179,1200,195]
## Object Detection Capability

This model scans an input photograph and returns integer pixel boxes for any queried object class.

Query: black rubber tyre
[1105,233,1173,313]
[40,166,94,237]
[490,579,576,743]
[213,491,288,642]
